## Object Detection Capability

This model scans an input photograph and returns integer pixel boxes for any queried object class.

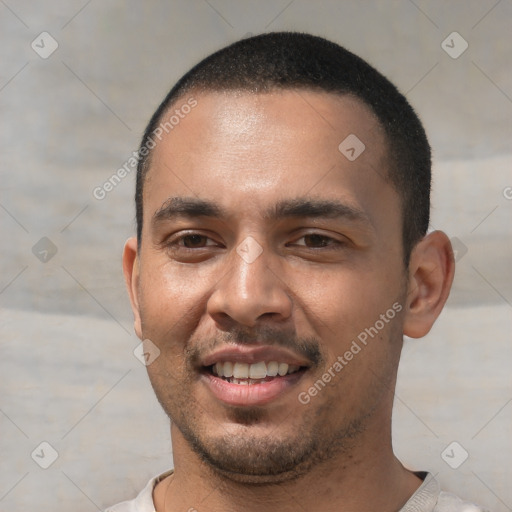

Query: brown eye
[302,234,334,248]
[181,234,209,248]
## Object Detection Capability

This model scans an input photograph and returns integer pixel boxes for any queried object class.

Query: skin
[123,90,455,512]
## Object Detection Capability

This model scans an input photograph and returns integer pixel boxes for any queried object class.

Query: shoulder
[435,491,490,512]
[104,471,173,512]
[400,472,489,512]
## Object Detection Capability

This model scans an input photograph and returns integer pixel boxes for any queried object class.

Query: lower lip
[202,371,305,406]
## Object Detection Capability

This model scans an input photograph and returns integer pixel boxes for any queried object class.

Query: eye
[179,234,211,248]
[161,231,224,263]
[164,232,221,251]
[292,233,342,248]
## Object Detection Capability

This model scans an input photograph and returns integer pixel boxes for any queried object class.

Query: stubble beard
[151,374,371,485]
[145,302,404,484]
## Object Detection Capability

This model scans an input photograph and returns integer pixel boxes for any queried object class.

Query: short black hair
[135,32,431,265]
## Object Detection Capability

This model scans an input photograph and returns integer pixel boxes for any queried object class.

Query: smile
[211,360,302,383]
[202,361,308,406]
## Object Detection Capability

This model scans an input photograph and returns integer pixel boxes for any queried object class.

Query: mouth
[201,359,309,406]
[208,360,304,382]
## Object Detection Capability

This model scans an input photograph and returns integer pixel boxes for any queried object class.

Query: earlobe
[122,237,143,339]
[403,231,455,339]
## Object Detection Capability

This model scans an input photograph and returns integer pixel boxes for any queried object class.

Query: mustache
[187,325,324,368]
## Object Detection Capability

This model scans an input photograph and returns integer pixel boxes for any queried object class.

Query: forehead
[144,89,394,224]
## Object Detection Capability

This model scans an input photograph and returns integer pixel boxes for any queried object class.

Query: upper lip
[200,345,311,368]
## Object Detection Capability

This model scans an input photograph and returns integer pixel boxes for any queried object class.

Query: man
[112,32,486,511]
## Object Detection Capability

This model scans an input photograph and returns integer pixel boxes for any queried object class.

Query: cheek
[139,259,211,330]
[289,265,394,336]
[297,313,402,424]
[290,263,405,399]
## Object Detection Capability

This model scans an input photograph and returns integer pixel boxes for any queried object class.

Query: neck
[154,418,422,512]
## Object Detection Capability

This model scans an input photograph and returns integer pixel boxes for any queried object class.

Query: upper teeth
[213,361,300,379]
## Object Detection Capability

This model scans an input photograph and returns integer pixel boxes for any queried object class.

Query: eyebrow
[152,196,372,228]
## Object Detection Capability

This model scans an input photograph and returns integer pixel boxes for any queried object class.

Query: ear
[122,237,143,339]
[403,231,455,338]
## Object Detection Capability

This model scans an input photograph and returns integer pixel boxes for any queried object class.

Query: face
[125,90,410,482]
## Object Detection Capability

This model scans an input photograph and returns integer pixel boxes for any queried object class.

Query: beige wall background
[1,1,511,510]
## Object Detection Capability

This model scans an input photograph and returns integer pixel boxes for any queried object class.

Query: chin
[176,413,349,485]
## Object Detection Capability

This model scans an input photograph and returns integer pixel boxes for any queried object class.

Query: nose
[207,238,293,328]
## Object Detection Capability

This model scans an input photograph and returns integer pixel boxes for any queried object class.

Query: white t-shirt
[105,471,488,512]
